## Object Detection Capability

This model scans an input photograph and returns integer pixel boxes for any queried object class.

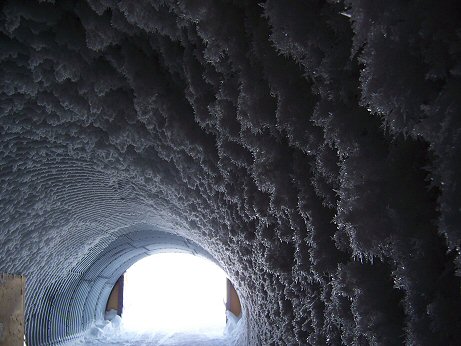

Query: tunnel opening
[33,229,246,345]
[120,252,228,334]
[73,252,244,345]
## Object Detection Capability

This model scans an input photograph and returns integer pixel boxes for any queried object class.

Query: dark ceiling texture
[1,0,461,345]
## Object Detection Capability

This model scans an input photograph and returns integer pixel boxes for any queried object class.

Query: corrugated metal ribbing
[100,250,145,278]
[75,280,94,336]
[70,235,117,275]
[27,273,81,345]
[82,249,124,281]
[66,279,88,335]
[49,277,77,341]
[26,229,212,345]
[94,252,146,315]
[82,277,106,325]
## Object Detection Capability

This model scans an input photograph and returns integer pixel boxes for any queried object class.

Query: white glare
[122,252,227,335]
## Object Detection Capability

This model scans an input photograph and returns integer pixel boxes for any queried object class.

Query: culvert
[25,228,230,345]
[1,0,461,345]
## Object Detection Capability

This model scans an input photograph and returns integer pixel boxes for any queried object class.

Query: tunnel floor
[66,332,227,346]
[63,312,241,346]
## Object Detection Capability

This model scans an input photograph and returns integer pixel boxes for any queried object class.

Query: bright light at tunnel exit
[122,252,227,334]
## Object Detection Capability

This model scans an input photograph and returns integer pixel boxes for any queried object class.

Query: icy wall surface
[1,0,461,345]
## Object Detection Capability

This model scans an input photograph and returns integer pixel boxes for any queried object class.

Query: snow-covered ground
[65,310,243,346]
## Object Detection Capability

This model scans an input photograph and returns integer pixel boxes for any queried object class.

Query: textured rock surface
[1,0,461,345]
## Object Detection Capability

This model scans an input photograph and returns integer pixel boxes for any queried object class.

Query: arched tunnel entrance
[23,228,245,345]
[102,252,241,339]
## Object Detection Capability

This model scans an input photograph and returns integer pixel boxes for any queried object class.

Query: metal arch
[25,229,213,346]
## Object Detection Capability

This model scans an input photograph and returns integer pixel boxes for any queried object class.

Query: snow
[65,310,243,346]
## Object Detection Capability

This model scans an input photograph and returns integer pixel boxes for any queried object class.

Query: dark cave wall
[1,0,461,345]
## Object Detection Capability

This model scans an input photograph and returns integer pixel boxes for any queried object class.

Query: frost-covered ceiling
[1,0,461,345]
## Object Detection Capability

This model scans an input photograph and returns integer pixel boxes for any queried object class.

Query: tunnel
[1,0,461,345]
[26,227,222,345]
